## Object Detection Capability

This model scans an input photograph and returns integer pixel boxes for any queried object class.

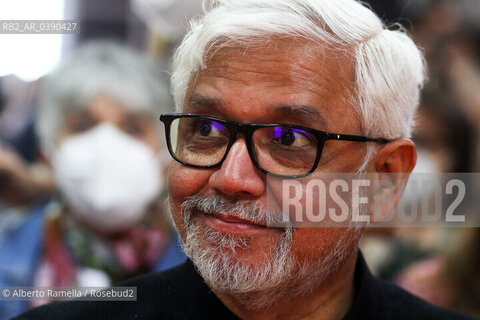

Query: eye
[65,113,96,134]
[279,128,295,146]
[198,120,212,136]
[192,119,227,138]
[272,127,315,148]
[122,118,145,137]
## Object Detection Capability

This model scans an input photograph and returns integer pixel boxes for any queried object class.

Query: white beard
[177,194,362,310]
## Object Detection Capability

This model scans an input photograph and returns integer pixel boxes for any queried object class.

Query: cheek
[319,142,366,171]
[290,228,348,262]
[168,162,213,236]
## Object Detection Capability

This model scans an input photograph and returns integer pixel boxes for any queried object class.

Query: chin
[182,219,295,291]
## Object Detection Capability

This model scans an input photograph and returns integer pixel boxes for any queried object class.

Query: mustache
[181,194,290,227]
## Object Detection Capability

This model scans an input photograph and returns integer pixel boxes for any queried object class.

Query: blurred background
[0,0,479,318]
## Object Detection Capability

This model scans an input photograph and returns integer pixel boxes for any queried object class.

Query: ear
[373,139,417,174]
[368,139,417,224]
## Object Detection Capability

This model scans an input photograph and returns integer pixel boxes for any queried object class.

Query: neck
[214,251,358,320]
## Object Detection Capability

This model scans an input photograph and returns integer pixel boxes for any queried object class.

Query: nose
[208,137,265,198]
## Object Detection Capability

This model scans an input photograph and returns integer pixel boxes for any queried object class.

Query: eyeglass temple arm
[326,133,391,144]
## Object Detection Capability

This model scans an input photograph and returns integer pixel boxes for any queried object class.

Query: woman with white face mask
[51,97,163,235]
[0,42,186,316]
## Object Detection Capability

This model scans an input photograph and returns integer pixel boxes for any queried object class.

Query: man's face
[168,40,366,297]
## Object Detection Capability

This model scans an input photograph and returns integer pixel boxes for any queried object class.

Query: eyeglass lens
[168,116,319,176]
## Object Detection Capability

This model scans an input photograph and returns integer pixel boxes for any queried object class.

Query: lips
[199,211,267,233]
[210,212,265,226]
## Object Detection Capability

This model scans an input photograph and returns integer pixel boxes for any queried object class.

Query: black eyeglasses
[160,113,390,178]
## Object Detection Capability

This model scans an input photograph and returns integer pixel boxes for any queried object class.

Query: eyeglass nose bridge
[221,122,327,178]
[218,123,269,175]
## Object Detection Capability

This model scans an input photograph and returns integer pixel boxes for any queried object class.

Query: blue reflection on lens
[273,127,307,138]
[273,126,283,139]
[211,121,226,132]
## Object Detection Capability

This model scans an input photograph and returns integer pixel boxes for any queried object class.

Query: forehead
[186,40,359,132]
[86,96,126,118]
[65,96,150,120]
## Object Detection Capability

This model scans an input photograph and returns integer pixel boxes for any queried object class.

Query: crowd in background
[0,0,479,318]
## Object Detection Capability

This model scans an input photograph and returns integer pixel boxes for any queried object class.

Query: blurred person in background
[0,41,186,319]
[0,74,55,225]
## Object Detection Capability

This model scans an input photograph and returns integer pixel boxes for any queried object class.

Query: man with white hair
[17,0,475,319]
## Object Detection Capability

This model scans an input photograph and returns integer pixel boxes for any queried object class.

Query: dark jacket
[14,252,477,320]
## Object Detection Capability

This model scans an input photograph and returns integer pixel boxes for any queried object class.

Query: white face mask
[52,123,162,232]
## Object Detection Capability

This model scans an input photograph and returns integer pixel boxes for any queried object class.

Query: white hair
[37,41,172,154]
[171,0,426,142]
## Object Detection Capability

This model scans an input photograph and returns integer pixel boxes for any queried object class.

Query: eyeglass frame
[160,113,391,178]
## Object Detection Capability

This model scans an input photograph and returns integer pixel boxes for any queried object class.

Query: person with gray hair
[17,1,474,319]
[4,41,186,318]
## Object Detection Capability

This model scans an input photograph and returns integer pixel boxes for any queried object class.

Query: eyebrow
[188,94,224,112]
[267,104,326,127]
[187,93,326,127]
